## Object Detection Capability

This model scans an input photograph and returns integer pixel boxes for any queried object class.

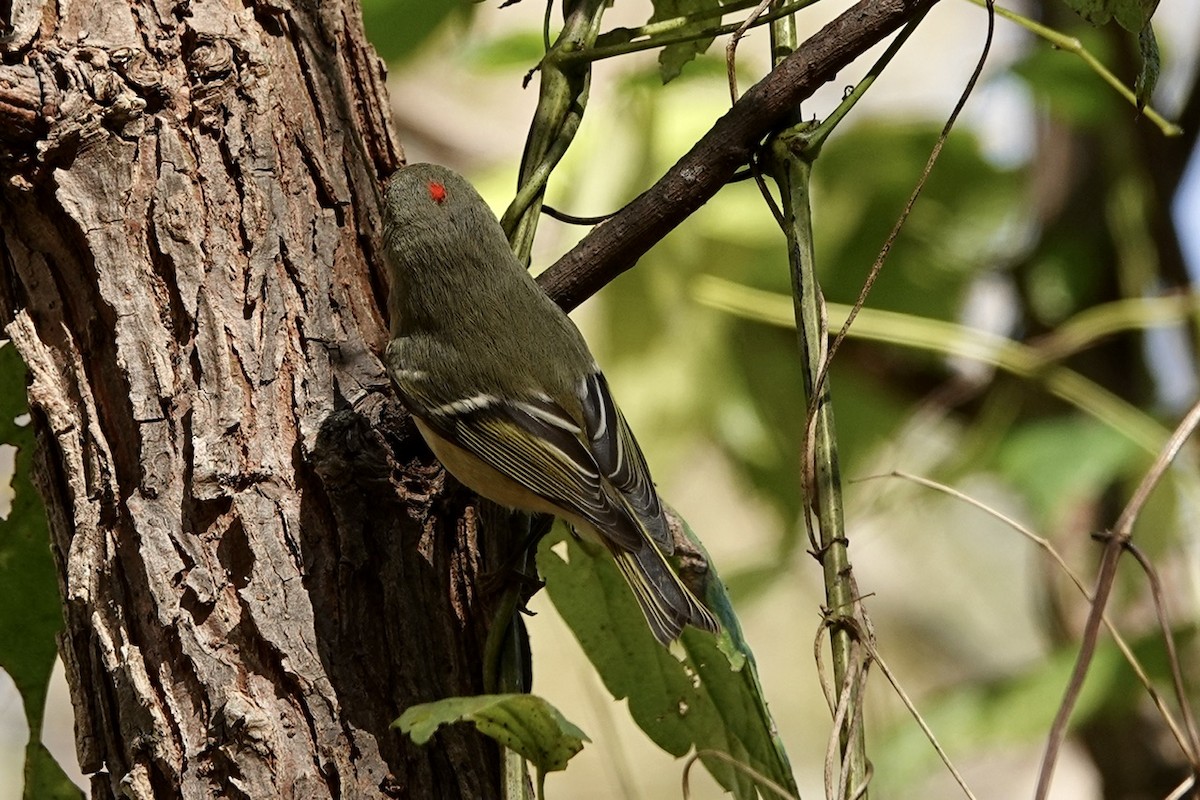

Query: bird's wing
[406,380,646,553]
[576,372,673,553]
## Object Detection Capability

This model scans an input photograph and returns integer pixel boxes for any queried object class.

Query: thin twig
[582,677,643,800]
[540,205,615,225]
[824,656,860,799]
[874,470,1197,764]
[1034,398,1200,800]
[812,0,994,406]
[869,643,980,800]
[573,0,823,64]
[814,617,837,714]
[680,749,798,800]
[725,0,775,104]
[1166,775,1198,800]
[839,660,871,800]
[958,0,1181,136]
[813,612,873,800]
[1123,542,1200,769]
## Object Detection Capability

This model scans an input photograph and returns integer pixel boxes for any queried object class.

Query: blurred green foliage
[361,0,473,64]
[372,0,1196,794]
[873,624,1197,795]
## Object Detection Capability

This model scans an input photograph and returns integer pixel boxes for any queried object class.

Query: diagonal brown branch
[537,0,940,312]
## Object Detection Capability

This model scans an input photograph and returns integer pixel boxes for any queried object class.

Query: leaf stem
[502,0,608,263]
[561,0,823,64]
[958,0,1181,136]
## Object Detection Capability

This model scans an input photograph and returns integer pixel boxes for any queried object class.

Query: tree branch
[537,0,940,312]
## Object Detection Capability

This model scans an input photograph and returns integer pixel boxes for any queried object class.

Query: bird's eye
[427,181,447,205]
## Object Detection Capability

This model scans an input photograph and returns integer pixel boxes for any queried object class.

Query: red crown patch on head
[427,181,447,205]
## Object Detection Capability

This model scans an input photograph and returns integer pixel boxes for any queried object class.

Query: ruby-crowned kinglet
[381,163,719,645]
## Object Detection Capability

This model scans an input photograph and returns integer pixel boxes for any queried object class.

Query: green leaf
[1058,0,1159,31]
[539,513,798,800]
[23,741,82,800]
[462,31,547,72]
[1134,23,1159,111]
[649,0,726,83]
[362,0,474,64]
[0,344,64,744]
[1011,30,1119,129]
[395,693,589,774]
[991,416,1141,522]
[810,122,1021,320]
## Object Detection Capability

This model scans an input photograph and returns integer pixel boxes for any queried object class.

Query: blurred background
[4,0,1200,797]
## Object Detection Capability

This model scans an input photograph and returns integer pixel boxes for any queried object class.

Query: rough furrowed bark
[0,1,507,797]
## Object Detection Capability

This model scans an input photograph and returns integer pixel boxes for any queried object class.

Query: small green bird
[382,162,719,644]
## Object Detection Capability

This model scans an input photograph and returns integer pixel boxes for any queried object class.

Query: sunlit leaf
[395,693,588,774]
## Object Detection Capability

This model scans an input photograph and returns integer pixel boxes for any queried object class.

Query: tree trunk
[0,1,506,797]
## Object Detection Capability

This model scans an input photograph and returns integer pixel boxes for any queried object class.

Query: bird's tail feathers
[612,543,720,645]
